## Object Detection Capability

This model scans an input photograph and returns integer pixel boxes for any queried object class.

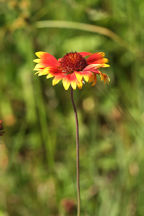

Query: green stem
[70,87,80,216]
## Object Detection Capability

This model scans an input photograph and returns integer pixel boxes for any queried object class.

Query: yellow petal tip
[35,51,45,58]
[63,79,70,90]
[33,59,40,63]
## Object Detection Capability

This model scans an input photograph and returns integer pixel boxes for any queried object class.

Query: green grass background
[0,0,144,215]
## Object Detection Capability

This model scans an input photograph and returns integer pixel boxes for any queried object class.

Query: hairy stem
[70,87,80,216]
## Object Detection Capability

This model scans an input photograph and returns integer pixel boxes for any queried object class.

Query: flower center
[60,52,87,73]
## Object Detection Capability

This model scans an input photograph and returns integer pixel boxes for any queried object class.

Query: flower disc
[60,52,87,73]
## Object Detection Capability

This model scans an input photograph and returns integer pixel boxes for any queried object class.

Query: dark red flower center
[60,52,87,73]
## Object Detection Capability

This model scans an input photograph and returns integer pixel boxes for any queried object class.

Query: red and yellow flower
[33,51,110,90]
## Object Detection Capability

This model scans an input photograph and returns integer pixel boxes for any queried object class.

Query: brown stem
[70,87,80,216]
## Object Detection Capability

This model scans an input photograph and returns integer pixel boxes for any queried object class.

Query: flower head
[34,51,110,90]
[0,120,4,136]
[61,199,76,214]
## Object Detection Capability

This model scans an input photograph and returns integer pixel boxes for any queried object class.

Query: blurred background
[0,0,144,215]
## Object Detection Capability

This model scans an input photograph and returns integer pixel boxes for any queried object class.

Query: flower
[0,120,4,136]
[33,51,110,90]
[61,199,76,214]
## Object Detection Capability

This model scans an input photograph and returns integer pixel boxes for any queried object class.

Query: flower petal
[75,71,92,83]
[52,77,61,86]
[83,75,89,82]
[89,74,97,86]
[62,79,71,90]
[35,51,59,67]
[77,81,83,89]
[41,53,58,67]
[71,81,77,90]
[33,63,44,71]
[37,67,50,76]
[100,72,110,84]
[35,51,45,58]
[75,72,83,82]
[87,58,109,65]
[86,52,105,65]
[33,59,41,63]
[46,73,54,79]
[84,63,110,72]
[79,52,92,57]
